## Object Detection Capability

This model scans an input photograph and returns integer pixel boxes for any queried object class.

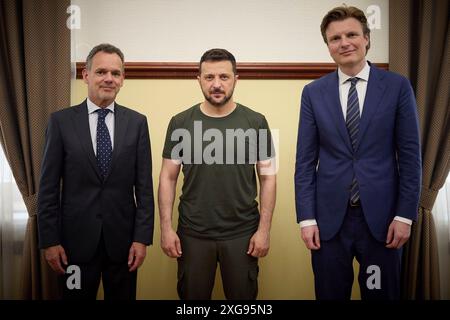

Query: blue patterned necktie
[96,108,112,179]
[346,77,360,204]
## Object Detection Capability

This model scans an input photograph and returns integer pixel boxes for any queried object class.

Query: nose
[212,77,222,88]
[340,36,350,47]
[104,72,113,82]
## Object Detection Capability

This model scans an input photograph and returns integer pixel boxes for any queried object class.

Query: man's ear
[82,68,89,84]
[364,34,370,53]
[120,70,125,87]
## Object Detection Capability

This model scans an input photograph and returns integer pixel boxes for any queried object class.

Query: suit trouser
[177,232,259,300]
[311,203,402,300]
[61,232,137,300]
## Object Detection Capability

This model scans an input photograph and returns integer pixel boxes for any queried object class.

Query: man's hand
[161,228,182,258]
[301,225,321,250]
[247,230,270,257]
[386,220,411,249]
[44,245,68,275]
[128,242,147,272]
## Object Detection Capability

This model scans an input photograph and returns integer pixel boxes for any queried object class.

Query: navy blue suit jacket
[295,64,421,242]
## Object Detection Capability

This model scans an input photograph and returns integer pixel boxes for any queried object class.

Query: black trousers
[61,232,137,300]
[177,233,259,300]
[312,203,402,300]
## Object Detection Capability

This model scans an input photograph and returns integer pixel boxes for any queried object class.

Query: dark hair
[320,6,370,52]
[85,43,124,70]
[199,48,237,75]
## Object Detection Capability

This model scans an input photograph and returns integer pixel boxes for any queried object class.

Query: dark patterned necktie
[346,77,360,204]
[96,108,112,179]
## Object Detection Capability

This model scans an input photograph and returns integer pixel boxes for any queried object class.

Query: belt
[350,200,361,207]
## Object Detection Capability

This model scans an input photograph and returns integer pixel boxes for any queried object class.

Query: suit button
[96,214,102,219]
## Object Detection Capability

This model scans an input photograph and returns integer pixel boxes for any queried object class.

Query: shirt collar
[338,61,370,85]
[87,98,115,114]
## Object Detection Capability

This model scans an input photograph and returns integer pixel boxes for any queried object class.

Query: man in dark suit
[295,6,421,299]
[37,43,154,300]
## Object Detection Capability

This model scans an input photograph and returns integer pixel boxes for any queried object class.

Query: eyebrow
[95,68,122,73]
[203,73,231,76]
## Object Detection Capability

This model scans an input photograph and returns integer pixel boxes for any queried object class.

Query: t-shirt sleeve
[257,116,275,161]
[162,117,178,159]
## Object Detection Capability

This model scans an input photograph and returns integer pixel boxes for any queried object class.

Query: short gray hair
[85,43,124,70]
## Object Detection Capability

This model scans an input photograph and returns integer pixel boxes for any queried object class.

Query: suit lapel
[322,71,353,153]
[105,103,129,181]
[72,100,102,180]
[357,65,386,151]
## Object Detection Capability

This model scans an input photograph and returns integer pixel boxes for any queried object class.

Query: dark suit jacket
[38,100,154,263]
[295,64,421,242]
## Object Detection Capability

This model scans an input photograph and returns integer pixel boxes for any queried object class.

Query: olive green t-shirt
[162,103,274,240]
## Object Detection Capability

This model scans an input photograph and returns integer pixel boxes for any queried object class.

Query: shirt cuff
[299,219,317,228]
[394,216,413,225]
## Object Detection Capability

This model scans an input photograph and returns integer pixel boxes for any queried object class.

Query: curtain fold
[390,0,449,299]
[0,0,70,299]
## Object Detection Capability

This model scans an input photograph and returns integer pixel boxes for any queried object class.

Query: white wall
[70,0,389,63]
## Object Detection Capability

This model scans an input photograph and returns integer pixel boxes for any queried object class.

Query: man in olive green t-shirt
[158,48,276,300]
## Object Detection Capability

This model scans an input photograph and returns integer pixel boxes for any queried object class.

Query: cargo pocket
[248,264,259,300]
[177,258,185,299]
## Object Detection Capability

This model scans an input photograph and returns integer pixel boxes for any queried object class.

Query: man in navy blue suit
[295,6,421,299]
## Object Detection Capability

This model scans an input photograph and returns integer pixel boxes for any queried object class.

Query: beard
[202,87,235,107]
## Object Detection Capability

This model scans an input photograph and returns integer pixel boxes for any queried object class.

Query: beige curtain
[390,0,449,299]
[0,0,70,299]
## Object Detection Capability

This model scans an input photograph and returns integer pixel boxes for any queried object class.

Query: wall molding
[76,62,388,80]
